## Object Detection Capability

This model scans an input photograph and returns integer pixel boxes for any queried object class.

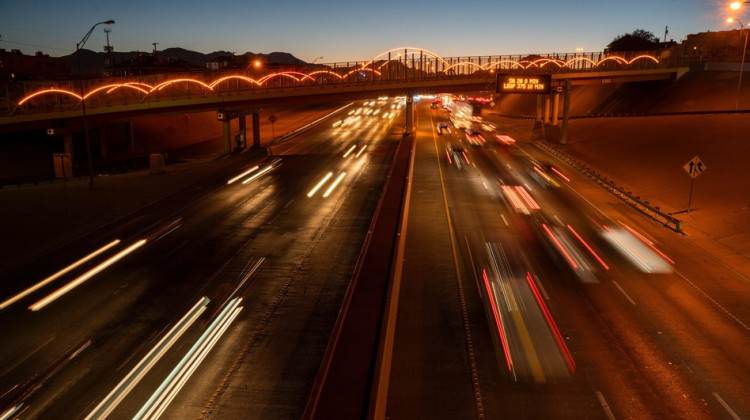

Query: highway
[386,101,750,419]
[0,99,403,419]
[3,97,750,420]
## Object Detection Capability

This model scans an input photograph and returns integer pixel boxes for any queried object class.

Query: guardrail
[535,141,684,233]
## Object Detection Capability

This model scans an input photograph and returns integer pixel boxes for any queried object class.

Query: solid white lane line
[595,391,617,420]
[713,392,741,420]
[611,280,637,305]
[674,268,750,332]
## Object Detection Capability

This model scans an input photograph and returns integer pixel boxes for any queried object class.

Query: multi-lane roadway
[386,101,750,419]
[0,99,403,419]
[3,96,750,420]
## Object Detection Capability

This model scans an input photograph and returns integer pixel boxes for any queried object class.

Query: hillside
[68,48,308,75]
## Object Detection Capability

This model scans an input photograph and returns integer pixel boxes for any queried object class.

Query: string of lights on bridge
[10,47,660,111]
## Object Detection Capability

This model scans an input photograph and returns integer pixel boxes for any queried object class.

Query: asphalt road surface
[386,101,750,419]
[0,99,402,419]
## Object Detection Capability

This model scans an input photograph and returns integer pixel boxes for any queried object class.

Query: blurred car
[521,157,560,188]
[495,134,516,146]
[465,128,486,146]
[437,121,450,135]
[445,144,468,169]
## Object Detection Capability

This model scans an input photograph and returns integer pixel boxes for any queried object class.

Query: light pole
[76,20,115,188]
[728,17,748,110]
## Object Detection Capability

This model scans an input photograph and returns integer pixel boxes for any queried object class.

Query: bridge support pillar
[125,121,135,151]
[543,95,551,124]
[63,133,73,158]
[551,93,560,126]
[222,119,232,155]
[99,127,108,159]
[404,96,413,135]
[535,95,543,122]
[252,110,261,147]
[238,112,247,150]
[560,79,571,145]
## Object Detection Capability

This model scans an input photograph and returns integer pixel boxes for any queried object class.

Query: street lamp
[76,20,115,188]
[728,17,748,110]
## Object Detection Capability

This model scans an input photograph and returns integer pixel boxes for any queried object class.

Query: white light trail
[85,297,210,420]
[134,297,243,420]
[323,172,347,198]
[227,166,259,184]
[342,145,357,158]
[241,164,274,184]
[307,172,333,197]
[354,145,367,158]
[1,404,24,420]
[0,240,121,310]
[29,239,147,311]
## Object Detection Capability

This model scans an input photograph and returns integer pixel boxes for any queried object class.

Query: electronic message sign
[497,74,551,94]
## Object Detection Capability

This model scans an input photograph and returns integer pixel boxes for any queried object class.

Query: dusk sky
[0,0,736,63]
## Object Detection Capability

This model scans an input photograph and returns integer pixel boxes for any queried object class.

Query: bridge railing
[1,50,695,118]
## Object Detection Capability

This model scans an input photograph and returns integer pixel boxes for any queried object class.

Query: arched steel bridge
[0,47,683,131]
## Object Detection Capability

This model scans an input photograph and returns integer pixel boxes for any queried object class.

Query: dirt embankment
[494,69,750,268]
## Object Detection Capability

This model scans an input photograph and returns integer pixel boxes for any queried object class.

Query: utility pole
[152,42,159,72]
[104,28,113,69]
[664,26,669,43]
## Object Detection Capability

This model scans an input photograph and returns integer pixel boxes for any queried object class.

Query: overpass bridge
[0,47,686,153]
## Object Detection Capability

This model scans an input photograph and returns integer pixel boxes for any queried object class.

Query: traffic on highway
[2,92,750,420]
[0,98,405,419]
[386,97,750,419]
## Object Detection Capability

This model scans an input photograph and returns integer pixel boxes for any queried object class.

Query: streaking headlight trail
[323,173,347,198]
[28,239,147,311]
[85,297,210,420]
[0,239,121,310]
[307,172,333,197]
[241,164,274,184]
[227,166,259,184]
[134,297,243,420]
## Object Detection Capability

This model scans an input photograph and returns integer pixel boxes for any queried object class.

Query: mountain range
[67,47,308,75]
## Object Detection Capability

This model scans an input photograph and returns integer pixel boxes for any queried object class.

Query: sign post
[268,114,277,140]
[681,155,706,213]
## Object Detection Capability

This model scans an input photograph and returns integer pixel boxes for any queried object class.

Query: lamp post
[728,17,748,110]
[76,20,115,188]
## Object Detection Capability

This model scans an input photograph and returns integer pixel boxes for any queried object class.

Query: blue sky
[0,0,734,63]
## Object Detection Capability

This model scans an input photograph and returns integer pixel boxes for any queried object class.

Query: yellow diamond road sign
[683,156,706,179]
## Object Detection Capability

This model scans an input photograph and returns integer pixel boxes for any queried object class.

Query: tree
[605,29,661,52]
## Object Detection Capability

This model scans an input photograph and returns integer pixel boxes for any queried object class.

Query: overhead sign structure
[683,156,706,179]
[497,74,551,94]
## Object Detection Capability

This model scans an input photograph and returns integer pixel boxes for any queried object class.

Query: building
[0,49,70,81]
